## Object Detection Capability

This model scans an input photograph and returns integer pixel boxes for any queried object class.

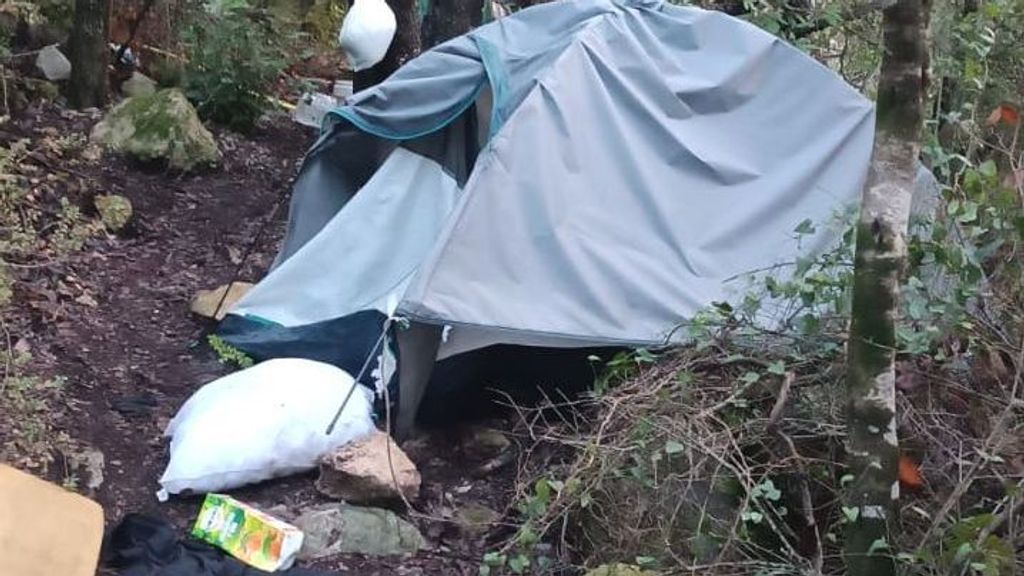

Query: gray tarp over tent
[218,0,875,431]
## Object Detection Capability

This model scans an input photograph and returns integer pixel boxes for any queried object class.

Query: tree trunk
[353,0,421,92]
[421,0,482,49]
[68,0,110,109]
[844,0,927,574]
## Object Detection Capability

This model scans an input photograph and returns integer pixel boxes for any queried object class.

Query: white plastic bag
[337,0,397,72]
[157,358,375,500]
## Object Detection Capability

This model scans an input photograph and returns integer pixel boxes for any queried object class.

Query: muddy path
[6,106,517,575]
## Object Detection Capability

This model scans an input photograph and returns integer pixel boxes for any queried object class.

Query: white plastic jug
[338,0,397,72]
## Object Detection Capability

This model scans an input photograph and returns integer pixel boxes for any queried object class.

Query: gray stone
[69,448,105,491]
[454,503,500,536]
[35,45,71,81]
[121,72,157,98]
[90,89,220,172]
[292,503,426,560]
[460,426,511,462]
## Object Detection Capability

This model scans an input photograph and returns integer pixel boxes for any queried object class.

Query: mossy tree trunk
[68,0,110,109]
[844,0,927,573]
[353,0,421,91]
[421,0,482,49]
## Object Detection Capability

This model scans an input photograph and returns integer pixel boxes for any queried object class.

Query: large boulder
[292,503,426,559]
[121,72,157,98]
[316,430,420,503]
[91,89,220,172]
[35,45,71,81]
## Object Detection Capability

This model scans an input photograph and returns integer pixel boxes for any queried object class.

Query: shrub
[181,1,290,132]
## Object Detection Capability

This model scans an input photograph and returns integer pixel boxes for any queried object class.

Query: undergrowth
[0,131,106,479]
[182,0,294,131]
[488,115,1024,574]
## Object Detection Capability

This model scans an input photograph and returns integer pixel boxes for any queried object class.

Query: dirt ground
[2,104,518,575]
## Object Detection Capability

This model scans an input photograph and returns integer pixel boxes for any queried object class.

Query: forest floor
[1,103,516,575]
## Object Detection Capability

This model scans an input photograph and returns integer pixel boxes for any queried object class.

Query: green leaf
[767,360,786,375]
[840,474,855,486]
[794,218,816,235]
[665,440,685,455]
[508,554,529,574]
[979,160,997,178]
[741,510,763,524]
[867,538,889,555]
[957,201,979,224]
[740,371,761,384]
[635,556,657,568]
[841,506,860,523]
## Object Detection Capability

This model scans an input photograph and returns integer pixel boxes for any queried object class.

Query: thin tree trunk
[421,0,482,49]
[68,0,110,109]
[353,0,421,92]
[844,0,927,574]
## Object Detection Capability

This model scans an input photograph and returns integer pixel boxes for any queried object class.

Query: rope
[324,318,393,434]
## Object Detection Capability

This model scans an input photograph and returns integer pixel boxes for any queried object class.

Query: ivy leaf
[957,201,979,224]
[842,506,860,523]
[867,538,889,555]
[508,554,529,574]
[664,440,685,455]
[741,510,764,524]
[740,371,761,384]
[794,218,816,235]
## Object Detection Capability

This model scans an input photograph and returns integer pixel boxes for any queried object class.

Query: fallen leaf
[898,454,924,489]
[986,104,1019,126]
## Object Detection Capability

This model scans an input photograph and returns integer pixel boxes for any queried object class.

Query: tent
[218,0,876,436]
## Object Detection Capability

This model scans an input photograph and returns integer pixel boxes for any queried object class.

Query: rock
[90,89,220,172]
[121,72,157,98]
[316,430,420,503]
[454,503,500,536]
[94,194,133,231]
[69,448,105,491]
[190,282,253,320]
[35,45,71,81]
[460,426,511,461]
[585,564,658,576]
[292,503,426,559]
[398,434,433,464]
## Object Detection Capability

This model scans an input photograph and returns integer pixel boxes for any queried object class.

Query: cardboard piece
[0,464,104,576]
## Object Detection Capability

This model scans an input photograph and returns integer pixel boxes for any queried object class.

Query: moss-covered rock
[91,89,220,172]
[94,194,132,231]
[121,72,157,98]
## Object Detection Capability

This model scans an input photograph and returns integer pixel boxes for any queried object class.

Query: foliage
[34,0,75,31]
[494,95,1024,570]
[0,343,75,475]
[0,140,104,262]
[181,0,291,131]
[207,334,255,369]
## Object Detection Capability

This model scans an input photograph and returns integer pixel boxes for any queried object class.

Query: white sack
[337,0,397,71]
[158,358,375,500]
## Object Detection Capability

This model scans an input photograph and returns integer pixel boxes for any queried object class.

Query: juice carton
[191,493,304,571]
